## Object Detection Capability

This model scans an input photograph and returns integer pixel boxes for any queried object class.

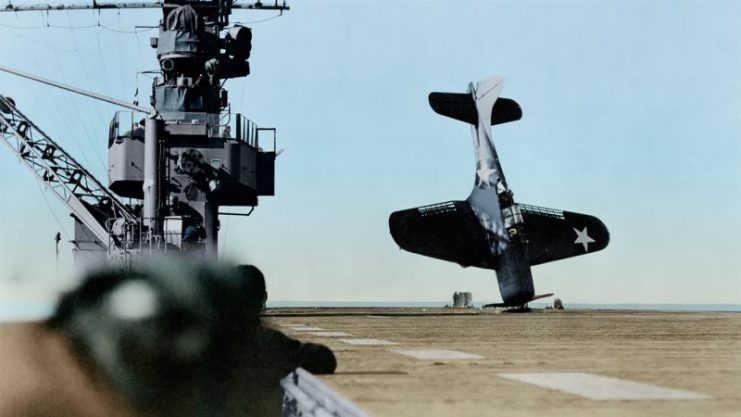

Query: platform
[267,308,741,417]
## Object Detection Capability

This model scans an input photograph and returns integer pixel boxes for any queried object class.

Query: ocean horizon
[2,302,739,322]
[266,301,741,312]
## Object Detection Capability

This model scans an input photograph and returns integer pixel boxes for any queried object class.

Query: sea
[2,302,739,322]
[265,301,741,312]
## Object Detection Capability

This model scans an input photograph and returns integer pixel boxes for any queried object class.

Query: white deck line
[309,331,352,337]
[498,373,711,400]
[391,349,483,360]
[340,338,398,346]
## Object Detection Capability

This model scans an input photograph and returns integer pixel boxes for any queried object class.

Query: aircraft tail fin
[428,93,522,126]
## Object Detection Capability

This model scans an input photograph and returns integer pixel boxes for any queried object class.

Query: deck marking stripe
[391,349,483,360]
[365,315,390,319]
[498,373,711,400]
[340,338,398,346]
[291,326,325,331]
[309,331,352,337]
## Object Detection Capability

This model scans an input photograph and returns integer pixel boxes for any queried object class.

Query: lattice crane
[0,95,140,260]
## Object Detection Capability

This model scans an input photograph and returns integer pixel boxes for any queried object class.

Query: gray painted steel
[108,112,145,199]
[142,117,161,237]
[281,368,369,417]
[0,1,281,263]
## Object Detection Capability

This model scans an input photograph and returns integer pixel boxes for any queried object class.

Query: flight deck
[269,308,741,417]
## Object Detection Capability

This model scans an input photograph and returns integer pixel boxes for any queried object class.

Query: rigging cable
[100,24,154,34]
[94,26,114,98]
[30,53,99,175]
[31,55,93,173]
[65,9,112,172]
[232,11,284,25]
[51,48,107,173]
[0,24,97,52]
[0,21,156,33]
[67,9,113,115]
[115,11,127,100]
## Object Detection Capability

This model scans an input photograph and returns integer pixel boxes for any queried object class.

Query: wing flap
[519,204,610,266]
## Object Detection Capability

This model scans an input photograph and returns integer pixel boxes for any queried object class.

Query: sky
[0,0,739,307]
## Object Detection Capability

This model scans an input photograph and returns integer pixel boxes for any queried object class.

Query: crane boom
[0,65,151,114]
[0,95,138,251]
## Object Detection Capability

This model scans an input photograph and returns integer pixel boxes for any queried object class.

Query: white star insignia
[476,165,497,188]
[573,227,596,252]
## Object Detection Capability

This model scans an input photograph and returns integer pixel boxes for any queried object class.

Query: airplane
[388,76,609,308]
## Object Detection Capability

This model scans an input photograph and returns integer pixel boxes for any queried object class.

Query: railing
[111,110,276,153]
[109,111,141,146]
[234,113,257,146]
[223,112,277,152]
[255,127,277,153]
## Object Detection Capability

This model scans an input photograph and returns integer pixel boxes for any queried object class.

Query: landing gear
[503,304,531,313]
[481,302,531,312]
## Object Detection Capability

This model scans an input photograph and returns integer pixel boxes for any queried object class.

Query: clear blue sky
[0,0,739,305]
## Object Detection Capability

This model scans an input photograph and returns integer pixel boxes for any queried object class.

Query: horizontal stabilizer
[429,93,522,126]
[389,201,496,269]
[519,203,610,266]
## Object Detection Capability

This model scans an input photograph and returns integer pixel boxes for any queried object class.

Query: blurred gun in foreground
[0,261,336,417]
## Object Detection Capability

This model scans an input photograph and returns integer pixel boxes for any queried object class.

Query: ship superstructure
[0,0,289,267]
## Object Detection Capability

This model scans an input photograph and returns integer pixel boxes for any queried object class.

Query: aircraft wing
[389,201,497,269]
[518,203,610,266]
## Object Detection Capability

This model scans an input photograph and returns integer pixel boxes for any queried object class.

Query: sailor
[496,179,506,195]
[236,265,337,375]
[117,119,145,146]
[222,125,232,138]
[182,223,207,247]
[132,119,145,140]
